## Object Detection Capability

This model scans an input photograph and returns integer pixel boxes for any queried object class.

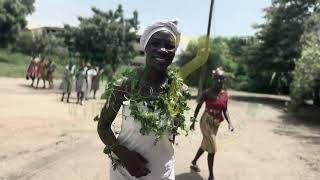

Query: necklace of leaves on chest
[139,80,168,97]
[139,84,162,97]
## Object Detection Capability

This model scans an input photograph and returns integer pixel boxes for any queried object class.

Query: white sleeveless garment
[109,101,175,180]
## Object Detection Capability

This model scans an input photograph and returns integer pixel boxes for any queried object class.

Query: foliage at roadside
[290,13,320,109]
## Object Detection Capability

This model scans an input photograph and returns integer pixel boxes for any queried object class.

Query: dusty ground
[0,77,319,180]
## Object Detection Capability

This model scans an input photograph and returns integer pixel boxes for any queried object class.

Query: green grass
[0,49,64,78]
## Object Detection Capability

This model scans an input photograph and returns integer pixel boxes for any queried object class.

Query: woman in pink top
[26,55,39,87]
[190,67,234,180]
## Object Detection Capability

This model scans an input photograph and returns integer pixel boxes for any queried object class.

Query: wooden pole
[197,0,215,100]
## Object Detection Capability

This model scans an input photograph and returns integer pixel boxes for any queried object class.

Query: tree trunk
[197,64,208,101]
[314,85,320,106]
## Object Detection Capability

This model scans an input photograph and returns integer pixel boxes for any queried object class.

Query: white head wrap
[212,67,225,76]
[140,18,181,52]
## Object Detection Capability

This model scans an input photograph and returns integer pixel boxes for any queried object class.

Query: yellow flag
[178,37,209,79]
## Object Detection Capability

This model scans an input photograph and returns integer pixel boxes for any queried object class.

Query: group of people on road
[61,60,103,105]
[26,55,56,89]
[26,56,103,105]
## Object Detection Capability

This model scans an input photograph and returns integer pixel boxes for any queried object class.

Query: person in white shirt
[76,61,87,105]
[85,63,97,100]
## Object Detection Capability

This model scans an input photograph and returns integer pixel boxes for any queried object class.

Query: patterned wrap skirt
[200,112,221,153]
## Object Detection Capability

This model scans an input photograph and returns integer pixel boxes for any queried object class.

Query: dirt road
[0,77,319,180]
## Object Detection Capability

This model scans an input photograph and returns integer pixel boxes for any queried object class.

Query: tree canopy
[62,5,139,70]
[0,0,35,47]
[290,12,320,108]
[246,0,320,94]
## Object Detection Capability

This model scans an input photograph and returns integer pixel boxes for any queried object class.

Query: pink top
[27,59,39,77]
[205,90,228,122]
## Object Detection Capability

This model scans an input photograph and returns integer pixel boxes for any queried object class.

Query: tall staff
[178,0,215,82]
[197,0,215,99]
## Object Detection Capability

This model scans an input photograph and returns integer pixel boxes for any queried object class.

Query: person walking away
[91,66,104,99]
[61,61,76,103]
[36,58,46,88]
[85,63,97,100]
[75,62,87,105]
[46,59,56,89]
[26,55,39,87]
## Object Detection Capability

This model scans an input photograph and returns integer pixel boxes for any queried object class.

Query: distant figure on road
[26,55,39,87]
[46,59,56,89]
[91,66,103,99]
[75,61,87,105]
[85,63,97,100]
[190,67,234,180]
[36,58,46,88]
[61,61,76,103]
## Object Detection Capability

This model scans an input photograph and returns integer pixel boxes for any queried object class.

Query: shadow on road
[18,83,62,94]
[230,92,320,145]
[273,128,320,145]
[230,94,288,109]
[279,107,320,126]
[273,108,320,145]
[18,83,34,88]
[176,172,204,180]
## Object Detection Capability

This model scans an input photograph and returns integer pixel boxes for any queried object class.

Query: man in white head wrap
[140,18,181,52]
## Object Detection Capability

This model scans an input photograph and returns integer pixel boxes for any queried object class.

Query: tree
[225,36,257,91]
[33,33,69,62]
[246,0,320,94]
[12,30,34,54]
[290,13,320,109]
[0,0,35,47]
[62,5,139,70]
[13,30,69,64]
[176,37,238,89]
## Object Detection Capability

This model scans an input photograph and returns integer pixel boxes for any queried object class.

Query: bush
[290,33,320,109]
[12,31,34,54]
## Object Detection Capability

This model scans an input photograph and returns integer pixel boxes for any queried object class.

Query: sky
[27,0,271,48]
